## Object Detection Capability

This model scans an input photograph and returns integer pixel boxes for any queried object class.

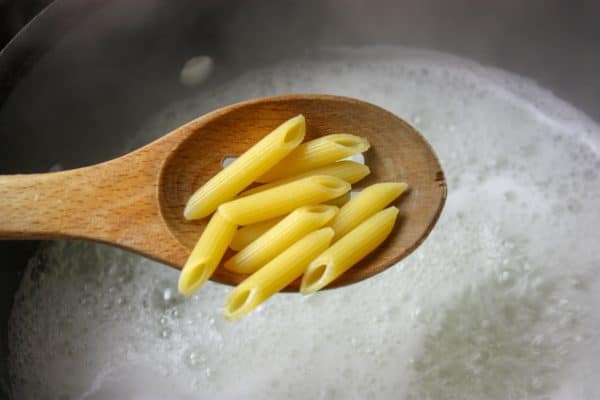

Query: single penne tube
[330,182,407,240]
[229,217,283,251]
[225,205,339,274]
[256,134,370,183]
[240,161,370,196]
[224,227,335,321]
[218,175,350,225]
[183,115,305,220]
[178,211,237,296]
[324,191,351,207]
[300,207,399,294]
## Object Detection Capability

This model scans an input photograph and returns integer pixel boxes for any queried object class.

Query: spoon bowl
[0,94,446,290]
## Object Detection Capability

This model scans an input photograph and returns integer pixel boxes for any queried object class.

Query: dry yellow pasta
[218,175,350,225]
[224,227,334,321]
[324,191,351,207]
[330,182,407,240]
[229,217,283,251]
[178,211,237,296]
[256,134,370,183]
[224,205,338,274]
[240,161,370,196]
[177,113,406,316]
[300,207,399,294]
[183,115,305,220]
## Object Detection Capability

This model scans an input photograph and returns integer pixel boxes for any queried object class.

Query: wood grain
[0,94,446,290]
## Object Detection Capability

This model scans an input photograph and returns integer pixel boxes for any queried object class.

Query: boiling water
[8,48,600,399]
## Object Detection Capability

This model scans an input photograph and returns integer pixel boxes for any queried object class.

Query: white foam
[8,47,600,399]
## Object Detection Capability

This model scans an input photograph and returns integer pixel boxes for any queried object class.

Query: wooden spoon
[0,94,446,290]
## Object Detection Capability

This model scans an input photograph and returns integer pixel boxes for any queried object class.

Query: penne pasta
[178,211,237,296]
[300,207,399,294]
[184,115,305,220]
[330,182,407,240]
[256,134,370,183]
[176,113,406,315]
[224,205,338,274]
[229,217,282,251]
[240,161,370,196]
[218,175,350,225]
[324,192,351,207]
[224,227,334,321]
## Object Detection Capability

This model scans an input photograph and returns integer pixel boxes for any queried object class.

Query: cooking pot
[1,0,599,397]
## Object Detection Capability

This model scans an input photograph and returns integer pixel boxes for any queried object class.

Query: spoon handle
[0,167,102,240]
[0,162,148,240]
[0,149,188,267]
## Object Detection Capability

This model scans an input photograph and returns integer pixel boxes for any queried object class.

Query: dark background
[0,0,53,48]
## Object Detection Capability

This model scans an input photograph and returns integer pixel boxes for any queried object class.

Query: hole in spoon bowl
[222,156,237,168]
